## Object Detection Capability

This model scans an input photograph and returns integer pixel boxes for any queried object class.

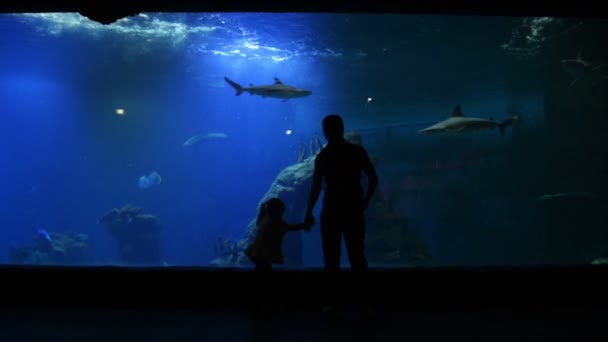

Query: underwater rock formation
[363,152,432,266]
[211,130,433,267]
[497,19,608,264]
[211,133,331,267]
[365,217,432,267]
[211,157,316,267]
[210,237,240,265]
[99,204,163,266]
[296,132,324,163]
[9,231,92,265]
[346,130,434,266]
[344,131,363,145]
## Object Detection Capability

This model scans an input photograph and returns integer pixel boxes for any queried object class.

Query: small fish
[534,191,595,202]
[315,132,324,152]
[224,77,312,102]
[591,258,608,265]
[138,171,162,189]
[183,132,228,147]
[36,229,52,243]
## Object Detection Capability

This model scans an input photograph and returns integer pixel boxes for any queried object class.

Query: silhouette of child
[245,197,312,272]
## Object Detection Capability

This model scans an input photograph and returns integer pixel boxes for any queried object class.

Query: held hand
[305,212,316,228]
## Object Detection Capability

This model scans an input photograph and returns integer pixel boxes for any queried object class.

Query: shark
[224,77,312,102]
[560,52,607,88]
[182,132,228,147]
[418,105,518,136]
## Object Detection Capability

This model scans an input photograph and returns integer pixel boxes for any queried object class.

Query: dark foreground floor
[1,265,607,341]
[1,308,606,342]
[2,265,608,311]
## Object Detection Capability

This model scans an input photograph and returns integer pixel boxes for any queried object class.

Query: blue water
[0,12,605,267]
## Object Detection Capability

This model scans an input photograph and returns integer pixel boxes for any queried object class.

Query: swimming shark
[418,105,518,136]
[224,77,312,102]
[560,53,607,88]
[183,132,228,147]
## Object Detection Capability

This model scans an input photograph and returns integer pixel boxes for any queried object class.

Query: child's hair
[256,197,286,226]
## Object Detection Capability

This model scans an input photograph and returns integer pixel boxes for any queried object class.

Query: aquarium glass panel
[1,13,607,268]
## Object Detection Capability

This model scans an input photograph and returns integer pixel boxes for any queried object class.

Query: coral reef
[344,130,433,266]
[9,231,92,265]
[365,217,432,267]
[363,157,432,266]
[591,258,608,265]
[209,237,240,266]
[296,132,324,162]
[344,131,363,145]
[99,204,163,266]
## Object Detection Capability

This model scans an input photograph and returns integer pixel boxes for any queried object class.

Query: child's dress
[245,215,291,265]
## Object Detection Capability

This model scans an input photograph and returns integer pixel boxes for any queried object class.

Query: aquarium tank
[0,12,607,268]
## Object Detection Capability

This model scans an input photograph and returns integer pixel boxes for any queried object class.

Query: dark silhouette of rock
[99,204,163,266]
